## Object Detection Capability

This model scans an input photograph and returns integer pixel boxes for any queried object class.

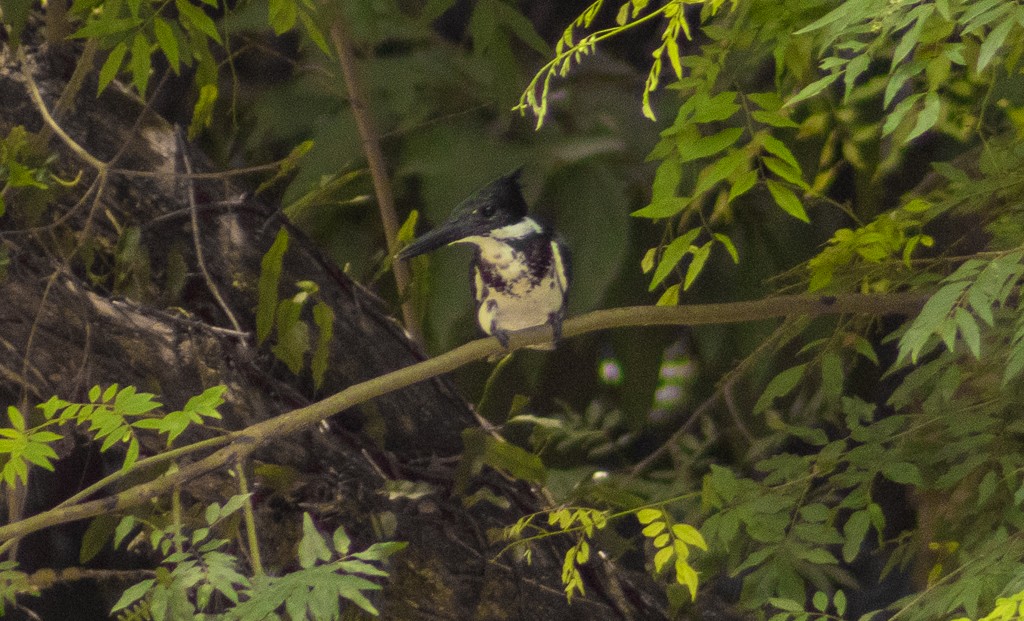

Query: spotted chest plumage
[466,222,569,345]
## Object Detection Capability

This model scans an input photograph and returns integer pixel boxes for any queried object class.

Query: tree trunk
[0,31,666,620]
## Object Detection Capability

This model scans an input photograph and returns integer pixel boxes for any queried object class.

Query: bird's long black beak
[395,220,473,261]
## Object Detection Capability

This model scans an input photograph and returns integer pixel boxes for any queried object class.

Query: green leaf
[114,386,161,415]
[786,73,840,107]
[762,156,808,190]
[176,0,222,44]
[692,150,746,197]
[794,547,839,564]
[298,9,331,56]
[643,521,666,537]
[652,156,682,201]
[977,470,998,505]
[760,134,801,173]
[71,16,144,39]
[843,510,868,565]
[122,437,140,470]
[751,109,800,128]
[883,93,923,135]
[954,308,981,358]
[813,590,828,612]
[181,385,226,419]
[649,228,701,290]
[728,169,758,202]
[272,303,310,375]
[420,0,457,21]
[653,545,673,572]
[882,462,923,486]
[714,233,739,263]
[268,0,298,35]
[311,301,334,390]
[114,516,137,548]
[637,508,662,525]
[6,406,24,431]
[906,91,941,142]
[675,558,699,600]
[298,513,332,568]
[656,284,680,306]
[153,18,180,74]
[98,43,128,95]
[843,53,870,100]
[691,91,740,123]
[189,83,219,138]
[766,180,809,223]
[489,0,550,56]
[80,514,118,564]
[672,524,707,550]
[481,434,546,484]
[678,127,744,163]
[631,197,690,219]
[257,228,289,344]
[683,241,712,290]
[754,364,807,414]
[892,5,933,68]
[977,18,1014,72]
[111,579,156,612]
[898,280,968,362]
[769,597,804,612]
[333,526,351,555]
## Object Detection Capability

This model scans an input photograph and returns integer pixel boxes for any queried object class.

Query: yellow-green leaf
[642,521,666,537]
[656,284,680,306]
[98,42,128,94]
[176,0,222,44]
[714,233,739,263]
[683,241,712,290]
[675,558,699,600]
[637,508,662,524]
[189,83,218,139]
[649,228,700,290]
[672,523,708,550]
[766,180,809,223]
[129,33,152,96]
[257,228,289,344]
[653,545,673,572]
[153,18,180,73]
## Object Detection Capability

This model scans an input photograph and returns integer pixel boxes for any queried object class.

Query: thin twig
[176,129,244,334]
[19,48,107,172]
[630,316,812,476]
[235,461,264,577]
[328,17,421,345]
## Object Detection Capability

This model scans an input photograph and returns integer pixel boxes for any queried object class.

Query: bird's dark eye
[481,204,495,217]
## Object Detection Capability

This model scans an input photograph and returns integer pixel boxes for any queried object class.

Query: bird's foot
[549,313,564,345]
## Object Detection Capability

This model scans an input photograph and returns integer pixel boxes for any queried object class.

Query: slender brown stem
[327,16,421,345]
[177,129,244,334]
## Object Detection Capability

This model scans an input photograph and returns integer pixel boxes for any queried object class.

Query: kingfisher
[396,170,571,349]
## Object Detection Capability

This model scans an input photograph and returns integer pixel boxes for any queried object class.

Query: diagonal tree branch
[0,292,928,545]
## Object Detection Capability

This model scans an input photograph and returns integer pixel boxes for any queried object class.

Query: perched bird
[396,170,571,349]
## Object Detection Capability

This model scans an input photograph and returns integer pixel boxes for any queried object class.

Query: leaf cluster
[256,228,335,390]
[111,503,405,620]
